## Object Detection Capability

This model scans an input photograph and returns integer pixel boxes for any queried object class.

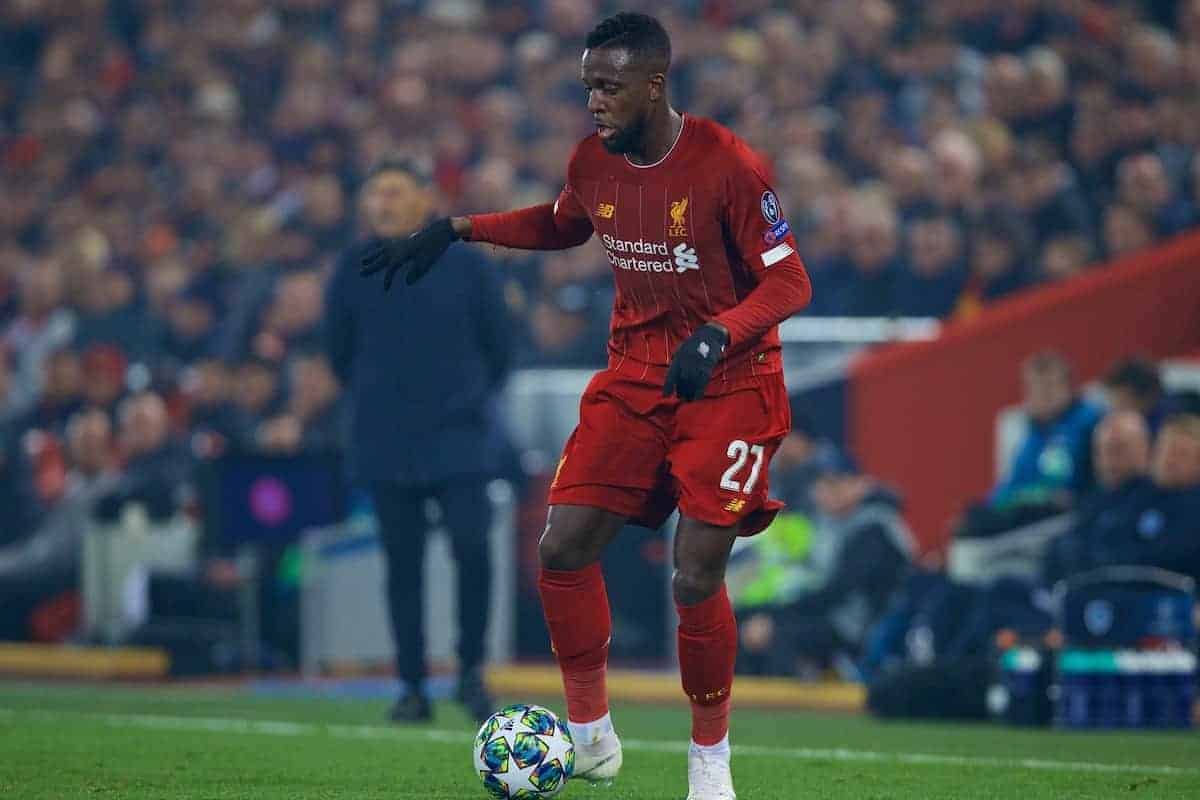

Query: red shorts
[547,369,791,535]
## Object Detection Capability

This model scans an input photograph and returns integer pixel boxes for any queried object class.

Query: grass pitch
[0,681,1197,799]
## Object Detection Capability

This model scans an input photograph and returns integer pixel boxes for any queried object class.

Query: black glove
[663,323,728,402]
[359,217,459,291]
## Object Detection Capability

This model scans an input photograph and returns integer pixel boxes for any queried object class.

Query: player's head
[361,156,433,238]
[581,12,672,155]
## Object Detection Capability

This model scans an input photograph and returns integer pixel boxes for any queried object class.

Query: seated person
[1102,356,1168,436]
[1123,413,1200,581]
[1042,410,1154,585]
[95,392,191,523]
[0,409,119,640]
[737,454,913,678]
[961,350,1102,537]
[1046,411,1200,583]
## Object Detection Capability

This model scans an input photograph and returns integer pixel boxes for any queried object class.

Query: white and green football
[473,703,575,799]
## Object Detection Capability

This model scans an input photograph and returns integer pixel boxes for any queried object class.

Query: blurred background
[1,0,1198,729]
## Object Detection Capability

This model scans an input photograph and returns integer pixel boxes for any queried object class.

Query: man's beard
[600,113,648,155]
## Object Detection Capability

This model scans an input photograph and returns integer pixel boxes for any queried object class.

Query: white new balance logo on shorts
[674,243,699,273]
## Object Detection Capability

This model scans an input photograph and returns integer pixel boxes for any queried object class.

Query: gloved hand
[663,323,728,401]
[360,217,459,291]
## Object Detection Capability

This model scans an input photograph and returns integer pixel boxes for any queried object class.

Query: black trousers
[370,479,493,687]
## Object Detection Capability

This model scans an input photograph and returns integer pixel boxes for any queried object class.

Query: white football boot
[685,741,736,800]
[570,719,623,783]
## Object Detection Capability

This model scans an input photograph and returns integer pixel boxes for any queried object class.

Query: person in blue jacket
[325,157,515,723]
[959,350,1102,540]
[991,350,1103,510]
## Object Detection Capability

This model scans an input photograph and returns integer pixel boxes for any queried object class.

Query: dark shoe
[457,668,495,723]
[389,692,433,723]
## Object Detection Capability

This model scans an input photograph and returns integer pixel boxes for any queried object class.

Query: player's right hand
[360,217,459,291]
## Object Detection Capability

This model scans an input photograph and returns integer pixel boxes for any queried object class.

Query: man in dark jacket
[1044,411,1200,585]
[325,158,515,723]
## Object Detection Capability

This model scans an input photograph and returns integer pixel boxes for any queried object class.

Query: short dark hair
[1023,350,1073,381]
[364,154,431,185]
[585,12,671,70]
[1104,356,1162,399]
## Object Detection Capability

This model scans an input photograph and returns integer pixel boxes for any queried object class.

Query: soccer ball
[473,703,574,799]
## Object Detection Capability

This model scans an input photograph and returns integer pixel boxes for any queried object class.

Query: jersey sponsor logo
[668,197,688,237]
[600,234,701,275]
[760,190,782,224]
[763,218,790,245]
[596,202,615,219]
[673,243,699,273]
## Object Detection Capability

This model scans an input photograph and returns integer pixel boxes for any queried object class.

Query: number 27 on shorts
[719,439,764,494]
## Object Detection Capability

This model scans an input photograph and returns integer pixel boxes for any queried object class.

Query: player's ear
[647,73,666,102]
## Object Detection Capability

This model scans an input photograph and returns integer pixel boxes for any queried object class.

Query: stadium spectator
[227,357,282,452]
[1103,356,1169,434]
[94,392,189,524]
[957,351,1102,540]
[73,269,150,362]
[3,263,75,413]
[813,192,904,316]
[1103,204,1156,260]
[1044,410,1200,584]
[79,343,128,417]
[1137,413,1200,581]
[1004,138,1094,251]
[0,408,118,640]
[991,351,1102,512]
[953,215,1030,320]
[1039,233,1096,283]
[158,280,222,369]
[896,215,966,318]
[737,454,912,678]
[179,358,238,459]
[255,353,342,455]
[1118,151,1196,237]
[14,348,83,438]
[1042,410,1155,586]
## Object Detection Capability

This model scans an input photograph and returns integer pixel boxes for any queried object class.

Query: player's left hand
[663,323,728,402]
[360,217,459,291]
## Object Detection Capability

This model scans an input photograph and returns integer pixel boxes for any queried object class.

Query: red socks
[540,564,736,746]
[677,586,737,745]
[538,563,611,724]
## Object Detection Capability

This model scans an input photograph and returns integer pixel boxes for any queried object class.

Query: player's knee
[538,524,586,571]
[672,567,720,607]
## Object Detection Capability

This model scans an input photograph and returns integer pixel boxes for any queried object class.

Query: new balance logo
[596,202,615,219]
[723,498,746,513]
[673,243,699,273]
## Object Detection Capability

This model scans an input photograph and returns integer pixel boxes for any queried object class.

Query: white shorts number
[719,440,765,494]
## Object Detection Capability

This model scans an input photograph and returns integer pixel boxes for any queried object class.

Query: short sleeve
[722,153,802,278]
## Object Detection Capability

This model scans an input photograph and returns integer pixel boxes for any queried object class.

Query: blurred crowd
[2,0,1200,645]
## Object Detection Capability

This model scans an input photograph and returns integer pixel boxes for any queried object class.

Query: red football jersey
[471,114,811,389]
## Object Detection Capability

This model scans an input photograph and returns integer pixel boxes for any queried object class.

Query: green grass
[0,681,1197,799]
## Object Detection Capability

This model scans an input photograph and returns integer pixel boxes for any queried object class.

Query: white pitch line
[1,708,1196,778]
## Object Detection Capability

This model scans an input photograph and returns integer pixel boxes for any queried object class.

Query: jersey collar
[624,113,687,170]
